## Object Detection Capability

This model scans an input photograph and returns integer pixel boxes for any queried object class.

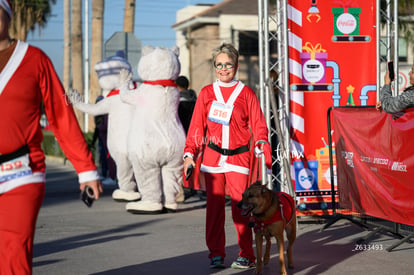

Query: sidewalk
[33,158,414,275]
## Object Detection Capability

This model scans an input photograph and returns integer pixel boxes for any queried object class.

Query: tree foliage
[381,0,414,45]
[9,0,56,41]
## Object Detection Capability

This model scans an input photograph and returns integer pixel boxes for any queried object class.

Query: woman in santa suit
[0,1,102,274]
[183,43,272,269]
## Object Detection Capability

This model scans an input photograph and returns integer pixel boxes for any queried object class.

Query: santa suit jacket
[0,41,98,194]
[184,80,269,175]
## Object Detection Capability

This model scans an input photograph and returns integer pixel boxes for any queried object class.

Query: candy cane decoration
[288,2,305,164]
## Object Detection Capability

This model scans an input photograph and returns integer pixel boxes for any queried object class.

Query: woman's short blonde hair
[212,43,239,66]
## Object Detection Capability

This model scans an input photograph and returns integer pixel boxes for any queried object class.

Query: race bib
[0,154,32,183]
[208,101,234,125]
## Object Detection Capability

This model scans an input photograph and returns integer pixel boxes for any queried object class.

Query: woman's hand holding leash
[255,142,272,169]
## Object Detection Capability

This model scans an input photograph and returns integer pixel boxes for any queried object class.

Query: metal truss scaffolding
[257,0,398,197]
[257,0,293,196]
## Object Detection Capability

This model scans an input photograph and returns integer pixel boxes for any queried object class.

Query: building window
[380,36,408,62]
[238,31,278,56]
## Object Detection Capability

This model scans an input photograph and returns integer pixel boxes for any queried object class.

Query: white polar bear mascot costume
[119,45,186,214]
[70,51,141,202]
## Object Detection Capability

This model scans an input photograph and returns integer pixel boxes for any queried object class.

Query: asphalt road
[32,158,414,275]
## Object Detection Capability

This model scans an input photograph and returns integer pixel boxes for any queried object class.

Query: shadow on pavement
[89,244,254,275]
[293,222,372,274]
[34,220,156,259]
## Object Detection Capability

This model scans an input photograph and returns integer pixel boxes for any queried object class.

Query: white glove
[119,69,132,87]
[254,146,264,157]
[68,89,82,105]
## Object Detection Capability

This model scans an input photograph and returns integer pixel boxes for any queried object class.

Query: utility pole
[124,0,136,33]
[90,0,105,131]
[84,0,89,131]
[63,0,71,93]
[71,0,84,130]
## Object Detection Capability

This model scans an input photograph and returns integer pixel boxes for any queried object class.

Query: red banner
[332,107,414,226]
[288,0,377,216]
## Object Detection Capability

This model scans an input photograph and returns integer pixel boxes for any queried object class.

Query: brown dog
[238,182,296,275]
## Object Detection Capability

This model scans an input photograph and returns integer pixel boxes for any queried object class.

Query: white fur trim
[0,41,28,96]
[211,81,245,169]
[0,172,45,194]
[216,79,238,87]
[78,170,100,183]
[183,152,194,160]
[200,164,249,175]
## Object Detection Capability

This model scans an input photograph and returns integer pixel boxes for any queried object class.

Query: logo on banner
[336,13,357,34]
[298,168,315,189]
[342,151,354,168]
[391,162,407,172]
[332,3,370,42]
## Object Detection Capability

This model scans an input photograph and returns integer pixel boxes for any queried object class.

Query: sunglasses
[214,62,234,70]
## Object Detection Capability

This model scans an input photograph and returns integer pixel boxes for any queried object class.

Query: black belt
[0,145,30,164]
[207,141,249,156]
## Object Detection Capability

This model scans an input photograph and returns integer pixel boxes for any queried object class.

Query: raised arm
[118,69,140,105]
[69,89,110,116]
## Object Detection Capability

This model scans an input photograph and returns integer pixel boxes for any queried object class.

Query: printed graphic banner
[288,0,377,216]
[332,107,414,226]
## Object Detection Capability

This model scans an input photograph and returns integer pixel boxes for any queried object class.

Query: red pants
[0,183,45,275]
[204,172,255,261]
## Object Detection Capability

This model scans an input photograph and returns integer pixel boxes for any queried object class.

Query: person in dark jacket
[377,62,414,113]
[176,76,197,135]
[90,96,117,183]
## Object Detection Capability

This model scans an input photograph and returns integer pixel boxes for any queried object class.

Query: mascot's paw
[176,185,185,203]
[112,189,141,202]
[126,201,164,214]
[68,89,82,105]
[164,202,178,213]
[119,69,132,87]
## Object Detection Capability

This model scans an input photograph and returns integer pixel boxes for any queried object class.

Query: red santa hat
[0,0,12,18]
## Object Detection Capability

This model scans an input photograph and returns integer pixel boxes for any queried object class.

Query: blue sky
[26,0,221,79]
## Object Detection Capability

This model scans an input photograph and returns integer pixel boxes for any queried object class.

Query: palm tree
[90,0,104,132]
[124,0,136,33]
[380,0,414,45]
[396,0,414,45]
[9,0,56,41]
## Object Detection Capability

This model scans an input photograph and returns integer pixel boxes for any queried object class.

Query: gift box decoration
[300,42,328,84]
[332,7,361,36]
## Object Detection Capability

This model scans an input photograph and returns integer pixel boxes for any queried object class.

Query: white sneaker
[112,189,141,202]
[126,201,163,214]
[164,202,178,213]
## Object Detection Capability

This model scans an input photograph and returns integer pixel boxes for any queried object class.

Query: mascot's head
[95,50,132,94]
[137,46,180,81]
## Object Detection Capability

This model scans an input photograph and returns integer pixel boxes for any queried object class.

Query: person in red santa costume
[183,43,272,269]
[0,1,102,274]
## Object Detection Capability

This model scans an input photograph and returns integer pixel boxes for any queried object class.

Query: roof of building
[172,0,258,30]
